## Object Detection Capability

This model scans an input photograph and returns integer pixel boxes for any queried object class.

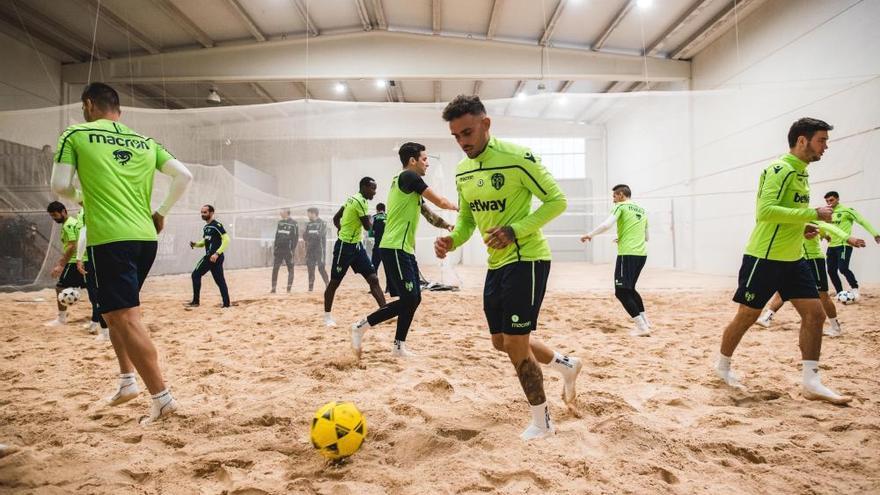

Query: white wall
[604,0,880,283]
[0,30,62,110]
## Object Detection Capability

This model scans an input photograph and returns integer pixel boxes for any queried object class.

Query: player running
[44,201,87,327]
[323,178,386,327]
[714,117,851,405]
[435,95,583,441]
[823,191,880,301]
[581,184,651,336]
[350,142,457,358]
[51,82,193,424]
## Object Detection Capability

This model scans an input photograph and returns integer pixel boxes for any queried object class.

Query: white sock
[829,318,841,331]
[639,312,651,327]
[763,309,775,320]
[324,312,333,319]
[851,288,860,298]
[549,351,575,373]
[151,389,174,408]
[717,353,732,371]
[118,372,136,387]
[802,360,821,386]
[58,310,67,322]
[356,318,371,329]
[530,402,551,430]
[633,315,649,330]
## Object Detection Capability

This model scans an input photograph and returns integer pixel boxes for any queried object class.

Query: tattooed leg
[504,333,547,405]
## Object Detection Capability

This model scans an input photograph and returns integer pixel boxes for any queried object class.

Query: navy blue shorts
[381,248,420,299]
[56,263,86,288]
[484,260,551,335]
[732,255,818,309]
[330,240,375,281]
[88,240,157,314]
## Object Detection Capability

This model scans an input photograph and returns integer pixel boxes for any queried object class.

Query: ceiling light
[334,82,345,93]
[516,91,527,100]
[206,89,221,104]
[637,0,653,8]
[376,80,387,89]
[557,95,568,104]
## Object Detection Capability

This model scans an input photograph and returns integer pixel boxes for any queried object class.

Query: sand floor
[0,263,878,494]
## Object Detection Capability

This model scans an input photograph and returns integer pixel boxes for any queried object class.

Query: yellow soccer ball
[309,401,367,460]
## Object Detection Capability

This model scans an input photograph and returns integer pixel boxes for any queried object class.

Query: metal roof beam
[226,0,266,42]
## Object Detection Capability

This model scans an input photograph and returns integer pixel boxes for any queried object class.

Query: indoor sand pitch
[1,263,877,494]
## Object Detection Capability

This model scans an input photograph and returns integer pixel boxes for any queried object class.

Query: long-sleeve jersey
[304,218,328,257]
[827,204,878,247]
[743,153,818,261]
[449,136,567,269]
[803,220,848,259]
[273,218,299,253]
[197,220,229,256]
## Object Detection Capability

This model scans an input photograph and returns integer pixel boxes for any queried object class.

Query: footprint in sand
[414,377,454,397]
[732,390,782,407]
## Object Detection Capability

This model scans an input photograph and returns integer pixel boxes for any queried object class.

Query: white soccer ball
[58,288,80,307]
[836,291,855,305]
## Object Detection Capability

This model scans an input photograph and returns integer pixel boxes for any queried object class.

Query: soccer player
[370,203,386,271]
[323,178,386,326]
[44,201,87,327]
[188,205,231,308]
[271,208,298,293]
[73,211,110,339]
[304,207,330,292]
[580,184,651,336]
[714,117,851,405]
[350,142,457,358]
[51,82,193,423]
[434,95,583,441]
[823,191,880,300]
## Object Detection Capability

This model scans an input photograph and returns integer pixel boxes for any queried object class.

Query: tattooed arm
[421,203,453,231]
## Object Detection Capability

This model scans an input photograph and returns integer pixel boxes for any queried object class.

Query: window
[501,137,586,179]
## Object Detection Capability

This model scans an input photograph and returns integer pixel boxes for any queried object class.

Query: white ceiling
[0,0,765,107]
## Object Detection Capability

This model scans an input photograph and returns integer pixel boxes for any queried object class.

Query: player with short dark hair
[714,117,851,405]
[51,82,193,424]
[304,207,330,291]
[271,208,298,293]
[822,190,879,300]
[436,95,583,441]
[350,142,457,358]
[44,201,87,327]
[581,184,651,336]
[323,178,386,326]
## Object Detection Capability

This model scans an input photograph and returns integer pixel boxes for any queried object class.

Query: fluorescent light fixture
[516,91,527,100]
[376,80,387,88]
[637,0,653,8]
[334,82,346,93]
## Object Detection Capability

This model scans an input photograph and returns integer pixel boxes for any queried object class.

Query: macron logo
[469,198,507,212]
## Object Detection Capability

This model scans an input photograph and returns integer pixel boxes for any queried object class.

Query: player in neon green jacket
[434,95,583,441]
[822,191,880,300]
[581,184,651,336]
[715,117,851,405]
